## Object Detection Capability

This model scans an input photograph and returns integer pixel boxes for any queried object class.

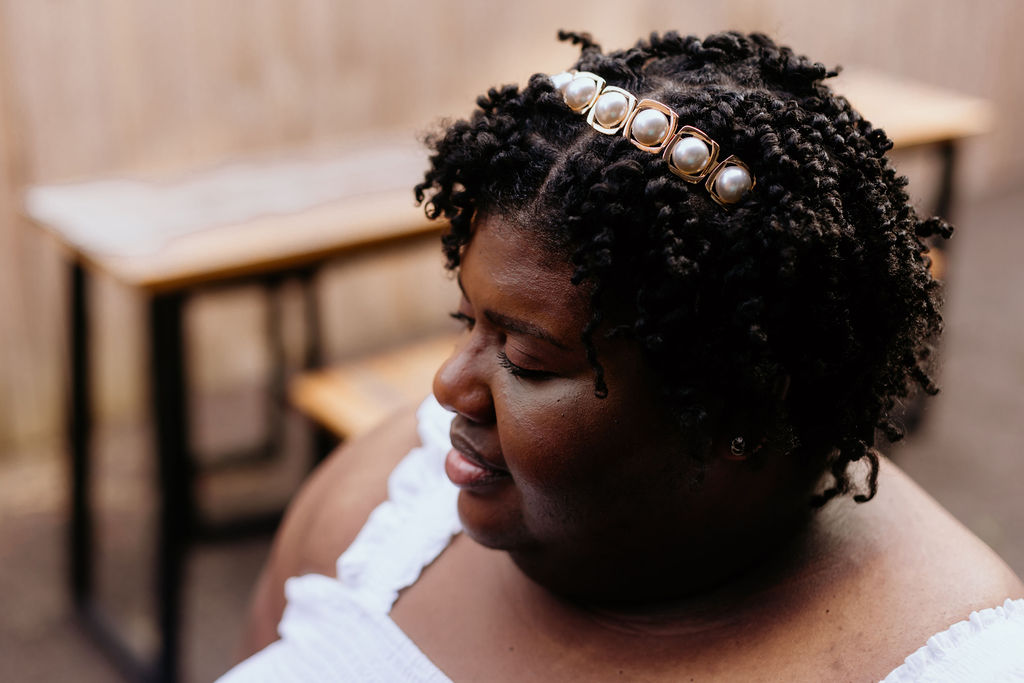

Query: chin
[456,491,530,551]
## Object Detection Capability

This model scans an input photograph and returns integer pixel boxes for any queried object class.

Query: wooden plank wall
[2,0,1023,449]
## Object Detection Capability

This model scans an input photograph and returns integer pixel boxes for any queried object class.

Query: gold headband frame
[550,70,756,206]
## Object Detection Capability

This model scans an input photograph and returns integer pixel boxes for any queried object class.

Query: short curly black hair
[415,30,950,506]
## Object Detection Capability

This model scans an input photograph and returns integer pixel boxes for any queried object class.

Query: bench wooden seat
[289,333,458,439]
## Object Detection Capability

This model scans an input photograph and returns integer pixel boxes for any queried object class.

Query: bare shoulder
[822,457,1024,678]
[236,403,423,657]
[870,458,1024,603]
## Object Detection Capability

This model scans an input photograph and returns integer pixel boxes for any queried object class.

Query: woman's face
[434,215,728,597]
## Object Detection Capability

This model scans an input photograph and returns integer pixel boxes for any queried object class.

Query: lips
[446,429,509,489]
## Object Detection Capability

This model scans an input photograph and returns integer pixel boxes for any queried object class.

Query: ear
[712,431,772,464]
[715,374,790,462]
[725,436,750,461]
[711,434,754,462]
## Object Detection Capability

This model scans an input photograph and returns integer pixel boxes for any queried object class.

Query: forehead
[468,213,568,268]
[461,216,590,327]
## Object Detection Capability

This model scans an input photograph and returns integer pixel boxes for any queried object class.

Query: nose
[432,334,495,424]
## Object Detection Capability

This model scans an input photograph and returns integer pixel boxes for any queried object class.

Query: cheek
[498,382,633,496]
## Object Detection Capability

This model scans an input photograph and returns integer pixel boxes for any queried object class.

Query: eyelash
[497,350,552,380]
[449,311,552,380]
[449,311,475,329]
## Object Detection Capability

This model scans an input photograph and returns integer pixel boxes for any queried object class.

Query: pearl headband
[550,70,755,206]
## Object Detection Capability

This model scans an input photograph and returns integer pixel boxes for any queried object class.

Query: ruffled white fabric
[220,395,1024,681]
[880,598,1024,682]
[334,399,462,615]
[218,396,458,682]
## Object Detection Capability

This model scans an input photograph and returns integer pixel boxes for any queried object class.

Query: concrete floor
[1,188,1023,682]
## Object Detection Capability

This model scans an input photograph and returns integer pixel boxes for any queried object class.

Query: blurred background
[1,0,1023,681]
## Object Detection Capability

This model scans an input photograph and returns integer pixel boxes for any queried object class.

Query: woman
[223,31,1024,681]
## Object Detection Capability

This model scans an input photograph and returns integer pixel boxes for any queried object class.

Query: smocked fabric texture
[218,396,459,683]
[880,598,1024,682]
[219,396,1024,682]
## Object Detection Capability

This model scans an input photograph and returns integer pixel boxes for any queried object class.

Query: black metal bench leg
[934,139,957,222]
[264,276,287,458]
[69,261,93,608]
[70,262,155,681]
[298,268,336,461]
[150,292,194,683]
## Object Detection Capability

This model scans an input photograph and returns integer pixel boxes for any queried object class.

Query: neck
[508,496,855,638]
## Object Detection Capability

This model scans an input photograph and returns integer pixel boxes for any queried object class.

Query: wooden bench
[289,332,459,440]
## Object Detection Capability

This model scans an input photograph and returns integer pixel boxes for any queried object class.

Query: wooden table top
[22,70,993,294]
[832,67,994,149]
[24,140,438,293]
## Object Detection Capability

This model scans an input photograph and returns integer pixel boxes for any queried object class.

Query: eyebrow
[484,310,569,350]
[457,275,570,350]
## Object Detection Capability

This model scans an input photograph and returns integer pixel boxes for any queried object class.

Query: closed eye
[497,350,555,380]
[449,311,475,330]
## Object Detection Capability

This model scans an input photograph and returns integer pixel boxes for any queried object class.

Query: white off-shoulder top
[219,396,1024,682]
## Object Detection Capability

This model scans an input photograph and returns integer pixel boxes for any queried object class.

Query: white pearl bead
[565,78,597,110]
[714,166,753,203]
[671,137,712,174]
[631,109,670,146]
[550,71,573,93]
[594,91,629,127]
